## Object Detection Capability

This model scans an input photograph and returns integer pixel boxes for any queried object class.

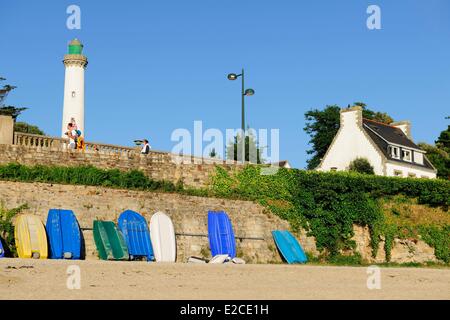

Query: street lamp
[227,68,255,134]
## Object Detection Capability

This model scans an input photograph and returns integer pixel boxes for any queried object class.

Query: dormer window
[402,149,412,162]
[389,146,400,159]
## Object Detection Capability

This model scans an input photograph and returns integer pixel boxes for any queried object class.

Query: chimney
[340,105,363,128]
[391,121,412,139]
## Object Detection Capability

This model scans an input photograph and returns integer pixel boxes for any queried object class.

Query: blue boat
[46,209,82,259]
[118,210,154,261]
[272,230,307,264]
[0,240,4,258]
[208,211,236,258]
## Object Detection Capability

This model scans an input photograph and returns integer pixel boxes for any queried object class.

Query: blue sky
[1,0,449,168]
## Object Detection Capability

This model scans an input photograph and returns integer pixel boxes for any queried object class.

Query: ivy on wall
[209,166,450,262]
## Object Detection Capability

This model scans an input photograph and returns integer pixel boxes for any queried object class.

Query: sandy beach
[0,258,449,300]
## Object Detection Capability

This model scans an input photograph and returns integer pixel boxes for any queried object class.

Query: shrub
[348,157,375,175]
[0,203,28,257]
[0,163,176,192]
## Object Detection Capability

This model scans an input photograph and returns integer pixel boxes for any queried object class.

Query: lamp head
[227,73,238,80]
[244,88,255,96]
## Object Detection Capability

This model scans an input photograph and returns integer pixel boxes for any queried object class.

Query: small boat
[272,230,307,264]
[149,212,176,262]
[0,240,5,258]
[46,209,81,259]
[118,210,154,261]
[14,214,48,259]
[93,220,129,260]
[208,211,236,258]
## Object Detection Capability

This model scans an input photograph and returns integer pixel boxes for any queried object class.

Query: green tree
[0,76,45,135]
[0,77,27,120]
[226,132,264,164]
[14,122,46,135]
[417,119,450,180]
[435,124,450,153]
[348,157,375,175]
[209,148,218,158]
[304,103,394,169]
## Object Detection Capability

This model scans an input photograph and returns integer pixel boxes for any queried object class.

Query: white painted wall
[385,161,436,179]
[317,109,384,175]
[61,64,85,137]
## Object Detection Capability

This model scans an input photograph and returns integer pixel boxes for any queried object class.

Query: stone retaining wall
[0,181,321,263]
[0,144,240,188]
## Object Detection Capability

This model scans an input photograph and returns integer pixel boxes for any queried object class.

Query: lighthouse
[61,38,88,138]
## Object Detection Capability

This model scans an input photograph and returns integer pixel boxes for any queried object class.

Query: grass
[380,196,450,228]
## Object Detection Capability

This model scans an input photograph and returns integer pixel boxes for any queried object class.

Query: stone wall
[352,225,437,264]
[0,180,320,263]
[0,180,439,264]
[0,144,241,188]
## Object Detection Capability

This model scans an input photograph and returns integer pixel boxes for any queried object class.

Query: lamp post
[227,68,254,134]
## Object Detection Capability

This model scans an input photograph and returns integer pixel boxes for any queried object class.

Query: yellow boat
[14,214,48,259]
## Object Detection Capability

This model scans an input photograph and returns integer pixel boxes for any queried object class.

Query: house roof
[363,119,420,149]
[362,119,435,170]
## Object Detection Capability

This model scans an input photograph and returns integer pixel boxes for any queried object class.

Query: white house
[317,106,437,179]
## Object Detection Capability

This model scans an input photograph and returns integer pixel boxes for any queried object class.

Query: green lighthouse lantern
[68,38,83,54]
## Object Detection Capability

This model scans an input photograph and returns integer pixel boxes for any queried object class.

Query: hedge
[0,163,178,192]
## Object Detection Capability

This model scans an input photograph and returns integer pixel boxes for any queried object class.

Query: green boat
[93,220,129,260]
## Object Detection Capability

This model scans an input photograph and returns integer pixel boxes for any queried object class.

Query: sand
[0,258,449,300]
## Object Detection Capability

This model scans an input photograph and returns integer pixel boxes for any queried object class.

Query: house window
[389,146,400,159]
[394,170,403,177]
[71,91,76,98]
[414,151,424,165]
[330,167,338,172]
[402,149,412,162]
[421,176,429,179]
[408,173,416,178]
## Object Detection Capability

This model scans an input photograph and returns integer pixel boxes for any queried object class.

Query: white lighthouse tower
[61,39,88,138]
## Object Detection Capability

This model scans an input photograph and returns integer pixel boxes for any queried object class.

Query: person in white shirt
[141,139,151,154]
[66,123,76,149]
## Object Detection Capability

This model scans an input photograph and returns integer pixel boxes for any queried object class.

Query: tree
[304,103,394,169]
[435,124,450,153]
[0,106,28,120]
[348,157,375,175]
[226,132,264,164]
[0,77,26,120]
[418,143,449,180]
[0,76,44,135]
[304,105,341,169]
[417,119,450,180]
[14,122,45,135]
[209,148,218,158]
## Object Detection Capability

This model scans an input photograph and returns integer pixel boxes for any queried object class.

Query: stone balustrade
[13,132,140,155]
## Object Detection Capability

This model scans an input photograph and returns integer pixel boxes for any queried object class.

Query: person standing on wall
[65,123,77,149]
[141,139,151,154]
